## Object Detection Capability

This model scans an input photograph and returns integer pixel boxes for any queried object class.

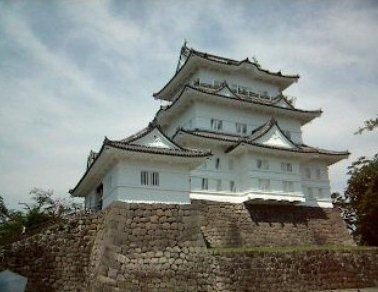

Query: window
[230,181,236,192]
[96,184,103,211]
[151,172,159,186]
[215,158,221,170]
[315,168,321,180]
[213,80,222,88]
[228,158,234,171]
[283,181,294,192]
[236,123,247,135]
[141,171,149,185]
[201,178,208,190]
[141,171,159,186]
[307,187,314,198]
[193,78,200,86]
[216,179,222,191]
[281,162,293,172]
[211,119,223,131]
[305,167,311,179]
[258,179,270,191]
[238,86,248,95]
[257,159,269,170]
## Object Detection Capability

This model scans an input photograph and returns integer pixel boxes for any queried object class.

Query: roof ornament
[176,39,189,72]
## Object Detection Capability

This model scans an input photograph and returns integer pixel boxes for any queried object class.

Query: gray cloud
[0,0,377,208]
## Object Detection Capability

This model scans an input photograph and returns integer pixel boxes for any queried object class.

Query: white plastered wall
[101,158,191,208]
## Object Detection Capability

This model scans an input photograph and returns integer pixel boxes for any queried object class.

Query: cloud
[0,0,377,208]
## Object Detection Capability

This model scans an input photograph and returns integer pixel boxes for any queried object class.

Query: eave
[70,127,212,197]
[225,142,349,165]
[173,129,349,165]
[154,85,322,127]
[153,51,299,100]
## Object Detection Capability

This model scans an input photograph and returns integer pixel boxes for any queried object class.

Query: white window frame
[258,179,270,191]
[213,80,222,88]
[201,178,208,190]
[281,162,293,173]
[215,179,222,191]
[230,181,236,192]
[141,171,149,186]
[236,122,247,135]
[215,158,221,170]
[151,172,159,186]
[257,159,269,170]
[210,119,223,131]
[283,181,294,192]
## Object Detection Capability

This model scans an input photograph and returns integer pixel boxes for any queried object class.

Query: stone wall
[210,249,378,291]
[1,201,376,292]
[88,201,209,291]
[0,212,104,291]
[193,200,354,247]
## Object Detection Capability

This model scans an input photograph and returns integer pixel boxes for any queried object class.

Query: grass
[209,245,378,255]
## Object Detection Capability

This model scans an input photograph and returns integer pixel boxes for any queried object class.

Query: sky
[0,0,377,209]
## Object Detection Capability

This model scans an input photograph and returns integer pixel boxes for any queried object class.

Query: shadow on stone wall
[193,200,353,247]
[245,204,327,227]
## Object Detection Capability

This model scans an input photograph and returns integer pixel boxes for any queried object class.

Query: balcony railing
[192,79,295,105]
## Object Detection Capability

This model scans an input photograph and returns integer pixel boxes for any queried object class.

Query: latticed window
[210,119,223,131]
[230,181,236,192]
[141,171,159,186]
[283,181,294,192]
[216,179,222,191]
[236,123,247,135]
[257,159,269,170]
[281,162,293,172]
[258,179,270,191]
[201,178,208,190]
[215,158,221,170]
[151,172,159,186]
[141,171,149,185]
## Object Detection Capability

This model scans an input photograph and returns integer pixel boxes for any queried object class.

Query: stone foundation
[1,201,376,292]
[194,200,354,247]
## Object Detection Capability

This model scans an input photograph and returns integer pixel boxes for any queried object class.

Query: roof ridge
[183,44,300,79]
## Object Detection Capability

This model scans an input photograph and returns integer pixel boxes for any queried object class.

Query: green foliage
[0,188,82,246]
[333,154,378,246]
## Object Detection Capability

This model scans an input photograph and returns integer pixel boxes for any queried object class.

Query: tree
[332,116,378,245]
[333,154,378,245]
[0,188,82,245]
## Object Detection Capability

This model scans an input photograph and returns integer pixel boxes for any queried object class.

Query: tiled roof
[173,118,349,157]
[155,85,322,123]
[180,44,300,79]
[69,124,211,195]
[105,137,211,158]
[153,44,299,99]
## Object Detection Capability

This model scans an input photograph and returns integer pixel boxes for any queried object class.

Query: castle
[70,43,349,211]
